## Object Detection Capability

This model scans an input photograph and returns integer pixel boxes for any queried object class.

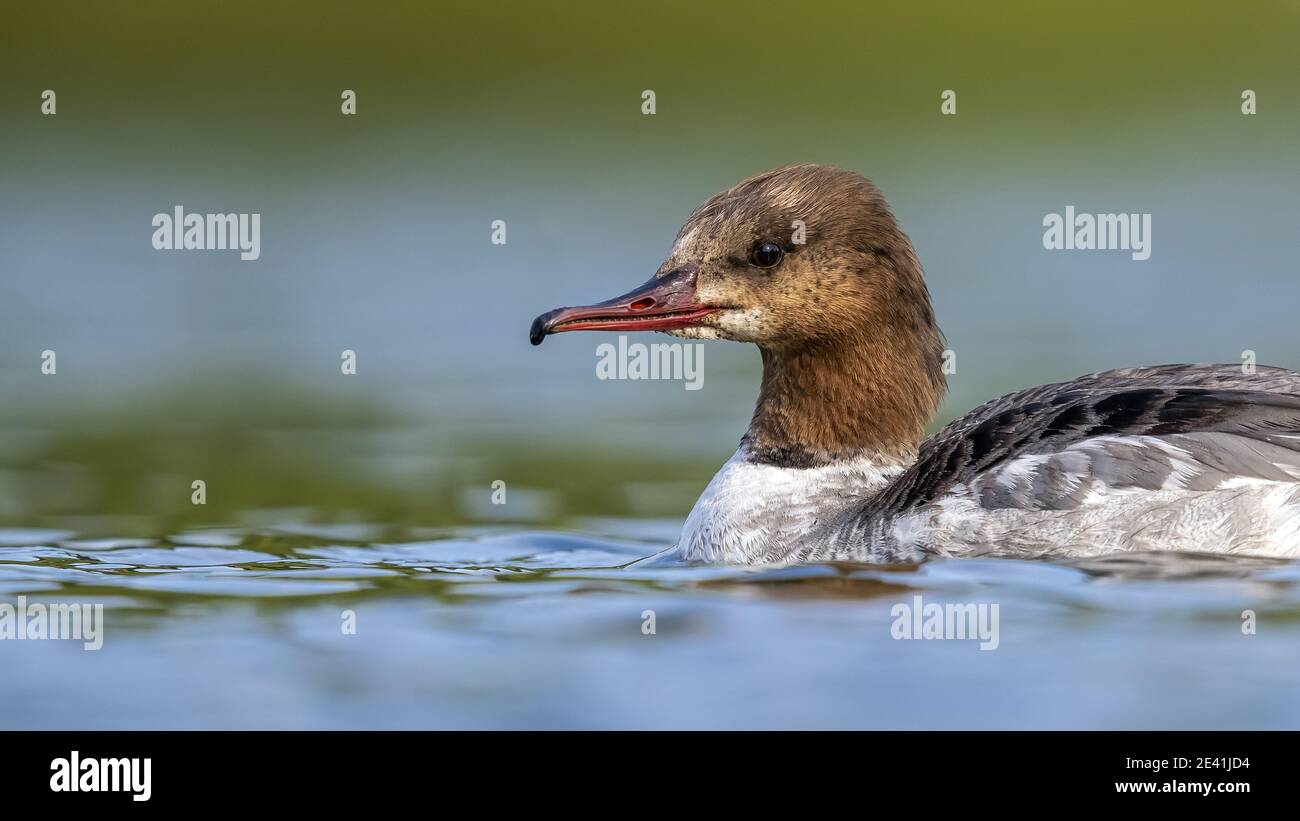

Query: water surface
[3,523,1297,729]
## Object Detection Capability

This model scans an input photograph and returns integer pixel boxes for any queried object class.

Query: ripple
[2,524,1300,729]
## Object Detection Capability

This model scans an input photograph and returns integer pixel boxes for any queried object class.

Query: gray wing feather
[872,363,1300,515]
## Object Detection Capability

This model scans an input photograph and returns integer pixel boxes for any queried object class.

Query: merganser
[530,164,1300,564]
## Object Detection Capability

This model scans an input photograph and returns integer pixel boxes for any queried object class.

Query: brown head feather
[660,164,946,465]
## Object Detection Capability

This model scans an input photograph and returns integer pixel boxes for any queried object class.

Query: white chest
[675,448,902,565]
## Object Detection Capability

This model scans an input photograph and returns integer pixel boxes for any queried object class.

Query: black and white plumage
[836,364,1300,561]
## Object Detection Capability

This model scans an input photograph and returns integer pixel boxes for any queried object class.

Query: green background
[2,1,1297,531]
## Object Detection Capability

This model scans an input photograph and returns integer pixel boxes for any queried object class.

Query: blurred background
[1,0,1298,531]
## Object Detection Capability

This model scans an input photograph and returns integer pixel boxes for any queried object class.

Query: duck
[530,163,1300,565]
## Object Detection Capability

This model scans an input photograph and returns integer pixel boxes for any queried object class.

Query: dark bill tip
[529,310,561,346]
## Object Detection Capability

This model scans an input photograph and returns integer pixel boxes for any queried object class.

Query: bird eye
[749,241,784,268]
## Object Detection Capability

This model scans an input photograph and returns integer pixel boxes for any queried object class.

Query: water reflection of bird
[532,164,1300,564]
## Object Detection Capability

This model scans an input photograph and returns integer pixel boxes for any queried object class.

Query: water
[4,523,1299,729]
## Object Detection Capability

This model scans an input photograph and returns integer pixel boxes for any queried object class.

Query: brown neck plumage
[744,263,947,468]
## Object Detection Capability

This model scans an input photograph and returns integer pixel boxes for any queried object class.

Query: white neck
[675,445,906,565]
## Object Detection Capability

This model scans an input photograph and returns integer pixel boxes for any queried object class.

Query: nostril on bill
[628,297,656,312]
